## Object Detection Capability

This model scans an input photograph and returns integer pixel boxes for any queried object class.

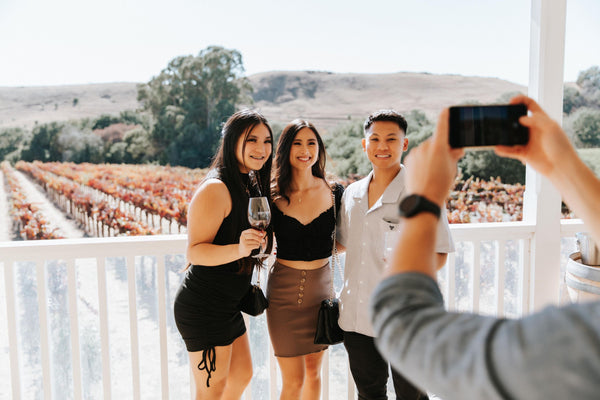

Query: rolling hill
[0,71,526,132]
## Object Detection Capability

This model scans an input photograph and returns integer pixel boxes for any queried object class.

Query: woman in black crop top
[173,110,273,398]
[268,119,343,400]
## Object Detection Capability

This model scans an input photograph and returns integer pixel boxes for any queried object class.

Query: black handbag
[239,268,268,316]
[314,297,343,344]
[314,189,344,345]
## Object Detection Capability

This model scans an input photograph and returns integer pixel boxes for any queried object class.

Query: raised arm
[186,178,264,266]
[372,100,600,400]
[495,95,600,246]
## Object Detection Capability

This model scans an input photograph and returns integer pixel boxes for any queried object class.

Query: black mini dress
[174,201,251,387]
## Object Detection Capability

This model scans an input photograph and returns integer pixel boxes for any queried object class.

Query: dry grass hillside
[0,71,526,131]
[247,71,526,130]
[0,82,140,129]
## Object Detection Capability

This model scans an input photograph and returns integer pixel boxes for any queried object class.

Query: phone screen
[449,104,529,149]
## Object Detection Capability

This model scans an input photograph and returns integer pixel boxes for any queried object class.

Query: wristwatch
[399,194,441,219]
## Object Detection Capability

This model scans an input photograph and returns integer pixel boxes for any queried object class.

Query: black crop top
[272,183,344,261]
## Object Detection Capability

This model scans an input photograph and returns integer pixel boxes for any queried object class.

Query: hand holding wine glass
[248,196,271,258]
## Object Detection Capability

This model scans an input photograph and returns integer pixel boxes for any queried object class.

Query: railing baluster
[269,342,278,399]
[447,253,456,311]
[472,242,481,312]
[36,259,52,399]
[496,240,506,316]
[127,255,141,400]
[66,258,83,399]
[520,238,532,315]
[157,255,170,400]
[189,364,194,400]
[97,257,112,399]
[4,259,21,400]
[321,348,330,400]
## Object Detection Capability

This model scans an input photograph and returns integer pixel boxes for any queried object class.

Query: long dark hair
[272,119,327,204]
[209,109,273,274]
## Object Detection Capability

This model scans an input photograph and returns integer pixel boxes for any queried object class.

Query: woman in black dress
[174,110,273,399]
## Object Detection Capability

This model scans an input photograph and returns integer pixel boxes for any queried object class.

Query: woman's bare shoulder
[190,178,231,208]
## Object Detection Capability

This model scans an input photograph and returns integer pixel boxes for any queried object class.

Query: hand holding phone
[449,104,529,149]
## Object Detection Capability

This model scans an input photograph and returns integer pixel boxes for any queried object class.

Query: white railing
[0,220,585,399]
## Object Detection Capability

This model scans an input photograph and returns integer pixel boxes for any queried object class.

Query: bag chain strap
[329,188,339,303]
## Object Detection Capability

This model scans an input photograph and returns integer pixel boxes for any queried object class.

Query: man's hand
[405,109,465,206]
[494,95,577,181]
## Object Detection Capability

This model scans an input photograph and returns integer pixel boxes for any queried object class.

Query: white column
[525,0,567,311]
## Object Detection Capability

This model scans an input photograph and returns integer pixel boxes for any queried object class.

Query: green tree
[568,107,600,148]
[21,122,64,161]
[137,46,251,168]
[92,114,121,130]
[576,65,600,107]
[123,126,154,163]
[0,127,28,161]
[563,86,585,115]
[119,110,151,128]
[458,150,525,184]
[404,110,434,160]
[325,121,371,177]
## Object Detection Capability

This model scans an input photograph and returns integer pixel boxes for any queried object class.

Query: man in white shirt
[337,110,454,399]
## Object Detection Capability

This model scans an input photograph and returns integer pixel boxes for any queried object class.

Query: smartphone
[448,104,529,149]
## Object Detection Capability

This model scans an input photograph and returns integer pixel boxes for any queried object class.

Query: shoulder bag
[314,189,344,345]
[239,267,268,316]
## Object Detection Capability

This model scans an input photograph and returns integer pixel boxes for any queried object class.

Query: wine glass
[248,196,271,258]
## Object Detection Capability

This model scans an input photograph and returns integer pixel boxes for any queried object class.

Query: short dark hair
[363,110,408,135]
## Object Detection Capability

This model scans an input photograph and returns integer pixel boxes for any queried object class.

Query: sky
[0,0,598,87]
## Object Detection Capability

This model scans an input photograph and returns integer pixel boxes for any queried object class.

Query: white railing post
[127,255,142,400]
[525,0,567,311]
[471,242,481,313]
[157,255,170,400]
[446,252,456,311]
[35,259,53,399]
[321,348,330,400]
[495,240,507,316]
[66,258,83,399]
[97,257,112,400]
[4,259,21,400]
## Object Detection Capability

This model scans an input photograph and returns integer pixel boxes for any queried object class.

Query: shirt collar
[351,166,407,209]
[381,166,406,204]
[352,170,373,199]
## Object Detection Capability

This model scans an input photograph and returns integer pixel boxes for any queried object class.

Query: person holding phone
[336,110,454,400]
[267,119,343,400]
[371,96,600,400]
[173,109,273,399]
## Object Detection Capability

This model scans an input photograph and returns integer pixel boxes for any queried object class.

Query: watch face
[399,194,441,218]
[402,195,419,214]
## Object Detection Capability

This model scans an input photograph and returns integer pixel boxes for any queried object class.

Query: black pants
[343,331,428,400]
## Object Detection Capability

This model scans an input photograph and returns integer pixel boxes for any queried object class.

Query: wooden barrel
[566,252,600,303]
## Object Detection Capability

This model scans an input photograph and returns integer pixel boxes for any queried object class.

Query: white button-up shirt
[336,167,454,337]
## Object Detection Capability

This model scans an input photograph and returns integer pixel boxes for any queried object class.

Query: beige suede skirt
[266,260,331,357]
